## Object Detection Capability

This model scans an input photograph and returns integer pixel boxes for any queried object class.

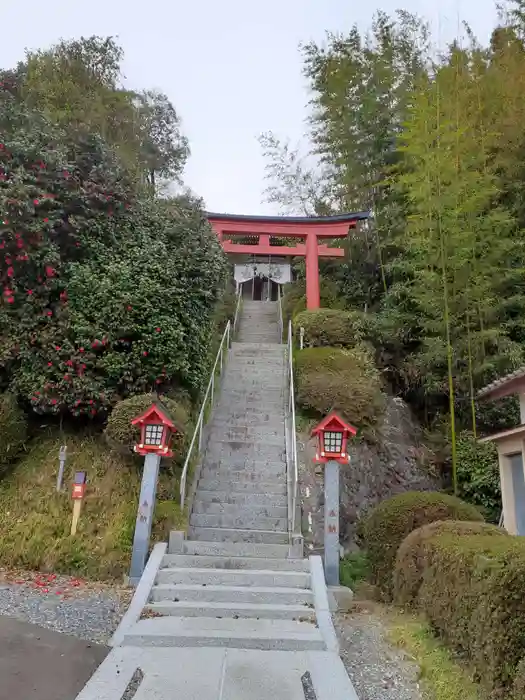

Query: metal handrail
[179,320,232,508]
[233,284,243,336]
[277,286,284,343]
[286,318,299,536]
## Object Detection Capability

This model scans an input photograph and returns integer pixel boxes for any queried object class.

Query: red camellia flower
[46,311,52,316]
[47,362,52,367]
[143,351,148,356]
[156,327,161,332]
[51,399,57,405]
[64,374,70,381]
[43,218,49,223]
[33,199,39,205]
[27,290,33,295]
[127,305,132,311]
[45,266,56,278]
[79,347,84,353]
[7,267,13,277]
[6,297,14,304]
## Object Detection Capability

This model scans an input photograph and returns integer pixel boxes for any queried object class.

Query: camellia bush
[0,85,227,419]
[0,393,28,468]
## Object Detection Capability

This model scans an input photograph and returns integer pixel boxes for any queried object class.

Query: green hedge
[361,491,483,599]
[393,519,506,607]
[282,278,344,320]
[293,308,373,348]
[104,393,191,467]
[294,345,384,428]
[415,533,525,694]
[0,393,27,468]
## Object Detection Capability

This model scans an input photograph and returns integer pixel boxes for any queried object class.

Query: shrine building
[207,211,371,309]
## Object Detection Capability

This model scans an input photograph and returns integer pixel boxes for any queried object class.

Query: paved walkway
[75,646,357,700]
[0,615,107,700]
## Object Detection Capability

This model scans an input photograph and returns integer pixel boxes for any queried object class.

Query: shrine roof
[477,366,525,400]
[206,211,371,224]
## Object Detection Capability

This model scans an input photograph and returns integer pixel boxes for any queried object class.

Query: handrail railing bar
[277,285,284,344]
[286,318,299,536]
[233,284,243,337]
[180,319,231,508]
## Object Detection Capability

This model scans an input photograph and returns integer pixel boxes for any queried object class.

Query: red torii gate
[207,212,370,309]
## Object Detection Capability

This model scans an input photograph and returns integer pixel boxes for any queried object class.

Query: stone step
[181,540,292,558]
[200,461,286,477]
[210,421,285,432]
[197,479,287,494]
[205,456,286,472]
[189,513,288,531]
[161,554,309,571]
[193,490,288,506]
[207,434,285,448]
[150,583,314,605]
[188,526,289,544]
[208,428,285,442]
[205,443,285,461]
[122,616,324,650]
[145,600,315,621]
[192,502,288,519]
[156,567,310,588]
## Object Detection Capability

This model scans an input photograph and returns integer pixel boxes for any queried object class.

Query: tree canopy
[0,36,227,420]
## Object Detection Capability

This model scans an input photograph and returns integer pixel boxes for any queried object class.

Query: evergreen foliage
[0,37,227,423]
[361,490,483,599]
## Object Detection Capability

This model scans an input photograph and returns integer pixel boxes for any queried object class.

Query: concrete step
[192,502,288,518]
[203,457,286,470]
[188,526,289,544]
[207,434,285,448]
[145,600,315,621]
[205,443,285,461]
[156,567,310,588]
[199,465,286,481]
[208,429,285,443]
[197,479,287,494]
[161,554,309,571]
[181,540,292,558]
[211,418,285,429]
[193,490,288,506]
[123,617,324,651]
[150,583,314,606]
[189,513,288,531]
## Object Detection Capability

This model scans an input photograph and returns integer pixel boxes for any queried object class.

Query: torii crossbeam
[207,211,370,309]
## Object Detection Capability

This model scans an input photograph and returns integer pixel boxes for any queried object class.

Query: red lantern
[131,402,179,457]
[311,412,357,464]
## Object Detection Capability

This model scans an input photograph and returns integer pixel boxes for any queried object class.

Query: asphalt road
[0,615,108,700]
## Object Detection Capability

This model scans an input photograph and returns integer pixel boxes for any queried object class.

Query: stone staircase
[120,300,327,651]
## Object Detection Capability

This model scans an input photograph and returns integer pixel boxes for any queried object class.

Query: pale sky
[2,0,499,214]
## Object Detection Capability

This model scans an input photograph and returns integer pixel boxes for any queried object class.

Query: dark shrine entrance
[242,276,280,301]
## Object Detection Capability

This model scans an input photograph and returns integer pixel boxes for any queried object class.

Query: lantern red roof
[131,402,177,429]
[311,411,357,438]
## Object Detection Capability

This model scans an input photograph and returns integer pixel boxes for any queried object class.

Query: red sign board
[72,483,86,500]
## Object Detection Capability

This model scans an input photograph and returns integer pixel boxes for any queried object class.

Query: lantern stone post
[129,453,161,584]
[129,402,179,586]
[312,412,357,587]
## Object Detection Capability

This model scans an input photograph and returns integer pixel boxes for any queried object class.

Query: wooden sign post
[71,472,87,536]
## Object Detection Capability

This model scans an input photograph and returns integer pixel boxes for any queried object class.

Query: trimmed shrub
[104,393,190,466]
[416,533,525,694]
[393,519,506,607]
[361,490,483,599]
[294,308,372,348]
[295,345,384,428]
[0,393,28,468]
[282,278,344,320]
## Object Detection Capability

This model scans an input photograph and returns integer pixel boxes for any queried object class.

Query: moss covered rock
[295,345,384,428]
[361,490,483,599]
[0,393,27,468]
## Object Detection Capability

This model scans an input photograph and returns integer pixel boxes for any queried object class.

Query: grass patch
[387,611,488,700]
[340,552,370,589]
[0,433,186,581]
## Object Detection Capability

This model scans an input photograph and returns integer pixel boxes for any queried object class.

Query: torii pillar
[206,212,370,309]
